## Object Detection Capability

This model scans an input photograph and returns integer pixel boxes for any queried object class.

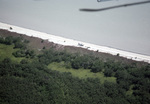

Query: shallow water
[0,0,150,55]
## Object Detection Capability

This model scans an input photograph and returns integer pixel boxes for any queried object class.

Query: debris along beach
[0,22,150,63]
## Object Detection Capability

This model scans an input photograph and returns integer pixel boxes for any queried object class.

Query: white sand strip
[0,22,150,63]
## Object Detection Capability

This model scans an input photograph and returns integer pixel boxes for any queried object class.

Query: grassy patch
[126,85,134,96]
[0,44,24,62]
[48,62,116,84]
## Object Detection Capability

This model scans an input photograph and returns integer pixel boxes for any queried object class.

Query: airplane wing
[80,0,150,12]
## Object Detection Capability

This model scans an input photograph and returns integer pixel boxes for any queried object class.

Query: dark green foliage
[38,49,56,65]
[71,56,82,69]
[24,39,30,43]
[25,50,35,58]
[0,36,150,104]
[0,77,46,104]
[104,68,114,77]
[13,50,26,57]
[0,36,22,45]
[1,53,149,104]
[0,36,27,49]
[20,59,29,64]
[12,37,22,43]
[0,36,35,59]
[71,55,93,69]
[14,42,26,49]
[91,60,104,72]
[4,36,14,45]
[0,37,5,43]
[1,56,148,104]
[36,48,150,104]
[38,49,106,72]
[12,49,35,58]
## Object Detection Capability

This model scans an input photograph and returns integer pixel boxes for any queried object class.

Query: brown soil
[0,29,147,65]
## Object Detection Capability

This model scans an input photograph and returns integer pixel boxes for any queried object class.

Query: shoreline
[0,22,150,63]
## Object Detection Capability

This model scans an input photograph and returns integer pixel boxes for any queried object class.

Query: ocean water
[0,0,150,55]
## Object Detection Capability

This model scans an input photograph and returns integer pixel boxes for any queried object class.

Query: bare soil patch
[0,29,147,65]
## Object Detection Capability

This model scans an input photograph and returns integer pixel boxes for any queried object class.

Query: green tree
[91,60,104,73]
[4,36,14,45]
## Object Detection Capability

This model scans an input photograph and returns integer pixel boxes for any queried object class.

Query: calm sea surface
[0,0,150,55]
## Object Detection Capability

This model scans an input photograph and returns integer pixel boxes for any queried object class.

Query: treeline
[0,36,150,104]
[0,36,35,58]
[37,48,150,104]
[0,36,29,48]
[0,57,149,104]
[0,57,148,104]
[38,49,144,73]
[38,49,106,72]
[13,50,35,58]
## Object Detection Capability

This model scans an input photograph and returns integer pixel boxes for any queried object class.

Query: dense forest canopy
[0,33,150,104]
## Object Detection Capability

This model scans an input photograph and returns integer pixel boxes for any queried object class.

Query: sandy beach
[0,22,150,63]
